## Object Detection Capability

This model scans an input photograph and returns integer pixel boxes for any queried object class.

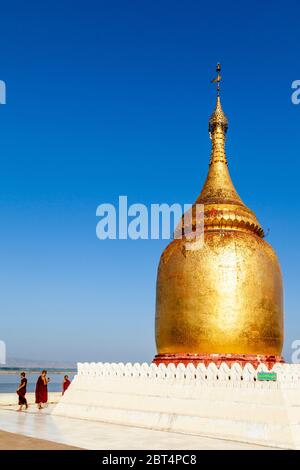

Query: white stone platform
[52,361,300,449]
[0,407,275,449]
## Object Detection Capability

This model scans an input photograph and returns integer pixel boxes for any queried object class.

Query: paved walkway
[0,429,81,450]
[0,406,278,450]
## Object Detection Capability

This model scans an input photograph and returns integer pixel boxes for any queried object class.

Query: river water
[0,369,76,393]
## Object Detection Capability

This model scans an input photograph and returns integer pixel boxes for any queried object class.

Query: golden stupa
[154,65,284,367]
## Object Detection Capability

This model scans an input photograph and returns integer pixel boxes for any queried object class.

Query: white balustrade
[76,360,299,388]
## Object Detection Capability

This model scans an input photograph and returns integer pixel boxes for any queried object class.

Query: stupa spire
[208,95,228,165]
[197,63,245,207]
[208,65,228,165]
[188,64,264,238]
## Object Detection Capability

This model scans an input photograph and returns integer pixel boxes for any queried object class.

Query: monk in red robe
[35,370,50,409]
[62,375,71,395]
[16,372,28,411]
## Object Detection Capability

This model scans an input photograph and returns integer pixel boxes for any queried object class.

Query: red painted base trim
[153,353,285,370]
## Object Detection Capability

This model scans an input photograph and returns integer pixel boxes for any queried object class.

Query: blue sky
[0,0,299,363]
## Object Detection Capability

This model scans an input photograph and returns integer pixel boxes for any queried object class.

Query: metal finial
[211,63,221,95]
[209,64,228,134]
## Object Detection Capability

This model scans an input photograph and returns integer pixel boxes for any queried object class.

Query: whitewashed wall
[53,362,300,449]
[76,361,300,388]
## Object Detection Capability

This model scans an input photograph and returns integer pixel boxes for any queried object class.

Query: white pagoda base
[52,361,300,449]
